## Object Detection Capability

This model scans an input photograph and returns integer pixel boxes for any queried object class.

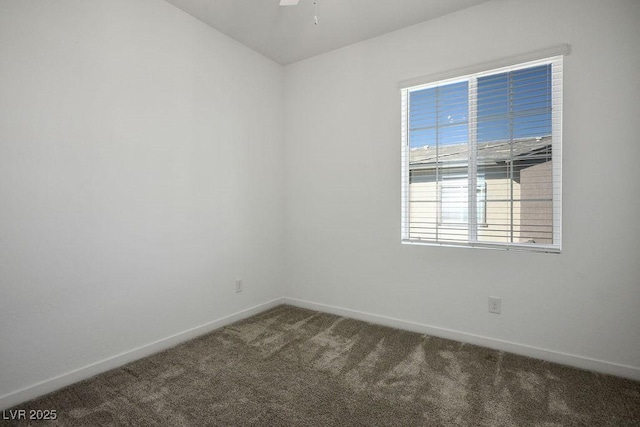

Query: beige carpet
[4,305,640,426]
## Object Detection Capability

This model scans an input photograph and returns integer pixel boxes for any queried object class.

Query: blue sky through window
[409,64,551,148]
[409,81,468,148]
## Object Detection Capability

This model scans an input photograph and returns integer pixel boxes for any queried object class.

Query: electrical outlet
[235,279,243,293]
[488,297,501,314]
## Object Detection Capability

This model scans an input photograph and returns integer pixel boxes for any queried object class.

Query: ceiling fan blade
[279,0,299,5]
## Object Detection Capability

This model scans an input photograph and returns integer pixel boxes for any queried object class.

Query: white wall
[0,0,284,402]
[284,0,640,375]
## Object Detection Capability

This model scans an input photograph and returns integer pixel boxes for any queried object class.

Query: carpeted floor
[4,305,640,426]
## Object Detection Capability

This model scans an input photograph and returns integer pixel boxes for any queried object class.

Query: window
[401,50,565,252]
[440,179,486,225]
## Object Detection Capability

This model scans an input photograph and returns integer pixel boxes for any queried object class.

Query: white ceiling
[162,0,492,65]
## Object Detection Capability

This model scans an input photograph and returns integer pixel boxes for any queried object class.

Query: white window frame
[400,45,569,253]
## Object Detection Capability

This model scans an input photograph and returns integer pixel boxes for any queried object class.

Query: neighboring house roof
[409,136,552,169]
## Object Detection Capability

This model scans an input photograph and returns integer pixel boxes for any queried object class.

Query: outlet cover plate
[489,297,501,314]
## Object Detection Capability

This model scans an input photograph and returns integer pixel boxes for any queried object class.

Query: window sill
[401,239,561,254]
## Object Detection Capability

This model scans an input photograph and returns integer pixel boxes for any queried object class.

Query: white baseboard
[0,298,285,411]
[283,297,640,381]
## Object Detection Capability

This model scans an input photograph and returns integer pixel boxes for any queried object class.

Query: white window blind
[401,51,565,252]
